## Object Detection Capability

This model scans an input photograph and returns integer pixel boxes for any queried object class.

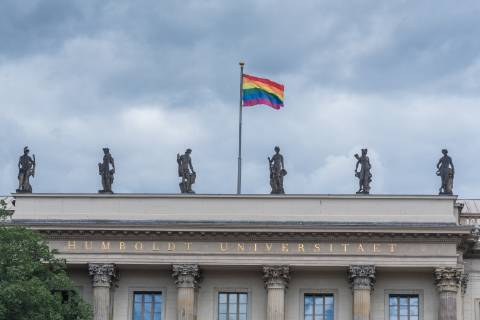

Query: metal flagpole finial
[239,61,245,67]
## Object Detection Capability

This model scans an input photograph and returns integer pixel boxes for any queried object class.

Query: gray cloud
[1,0,480,196]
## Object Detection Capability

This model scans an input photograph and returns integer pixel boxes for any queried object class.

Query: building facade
[9,193,480,320]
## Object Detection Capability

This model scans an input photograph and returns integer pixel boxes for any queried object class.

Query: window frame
[299,289,338,320]
[384,289,423,320]
[213,287,251,320]
[128,287,167,320]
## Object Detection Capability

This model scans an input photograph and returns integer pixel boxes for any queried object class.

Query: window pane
[239,304,247,314]
[389,295,420,320]
[133,304,142,320]
[229,293,237,304]
[219,303,227,314]
[219,314,227,320]
[239,314,247,320]
[239,294,247,304]
[219,293,227,303]
[133,292,162,320]
[389,296,398,306]
[410,297,419,305]
[304,294,334,320]
[389,306,398,317]
[410,305,418,316]
[305,302,313,315]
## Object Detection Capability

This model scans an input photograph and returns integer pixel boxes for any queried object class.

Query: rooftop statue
[177,149,196,193]
[268,146,287,194]
[98,148,115,193]
[354,148,372,194]
[16,146,35,193]
[436,149,454,195]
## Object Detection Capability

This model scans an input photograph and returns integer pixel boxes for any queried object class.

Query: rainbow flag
[242,74,284,110]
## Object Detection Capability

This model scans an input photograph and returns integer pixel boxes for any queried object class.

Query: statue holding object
[98,148,115,193]
[177,148,196,193]
[17,146,35,193]
[436,149,454,195]
[354,148,372,194]
[268,146,287,194]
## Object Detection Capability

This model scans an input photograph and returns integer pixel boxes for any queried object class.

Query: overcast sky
[1,0,480,196]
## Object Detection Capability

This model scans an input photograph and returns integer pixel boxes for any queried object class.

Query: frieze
[47,240,457,256]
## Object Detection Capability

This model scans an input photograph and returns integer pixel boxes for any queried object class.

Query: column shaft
[88,263,117,320]
[92,286,110,320]
[267,287,285,320]
[177,287,195,320]
[348,265,375,320]
[438,291,457,320]
[263,265,290,320]
[172,264,200,320]
[353,288,370,320]
[434,267,462,320]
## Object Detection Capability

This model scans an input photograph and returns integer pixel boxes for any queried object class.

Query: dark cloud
[1,0,480,196]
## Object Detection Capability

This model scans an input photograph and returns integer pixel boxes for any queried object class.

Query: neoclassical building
[9,193,480,320]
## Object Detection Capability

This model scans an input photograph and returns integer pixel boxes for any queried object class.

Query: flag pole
[237,61,245,194]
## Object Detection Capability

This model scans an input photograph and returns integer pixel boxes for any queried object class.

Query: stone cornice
[172,264,201,288]
[263,265,290,289]
[34,228,470,243]
[88,263,118,287]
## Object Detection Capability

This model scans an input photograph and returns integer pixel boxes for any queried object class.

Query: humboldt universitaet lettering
[59,240,400,255]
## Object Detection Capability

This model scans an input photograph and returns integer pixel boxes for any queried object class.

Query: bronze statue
[354,148,372,194]
[436,149,454,195]
[268,146,287,194]
[177,149,196,193]
[98,148,115,193]
[16,146,35,193]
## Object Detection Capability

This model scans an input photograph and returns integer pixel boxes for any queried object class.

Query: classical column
[348,265,375,320]
[172,264,201,320]
[263,265,290,320]
[88,263,118,320]
[434,267,462,320]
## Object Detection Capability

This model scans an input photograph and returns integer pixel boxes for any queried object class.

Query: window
[389,295,419,320]
[218,292,247,320]
[133,292,162,320]
[304,294,334,320]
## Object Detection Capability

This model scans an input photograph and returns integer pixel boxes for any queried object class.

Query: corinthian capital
[348,265,376,290]
[172,264,201,288]
[434,267,462,293]
[263,265,290,289]
[88,263,118,287]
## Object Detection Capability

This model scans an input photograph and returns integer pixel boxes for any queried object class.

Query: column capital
[263,265,290,289]
[172,264,201,288]
[434,267,462,293]
[348,265,376,290]
[88,263,118,288]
